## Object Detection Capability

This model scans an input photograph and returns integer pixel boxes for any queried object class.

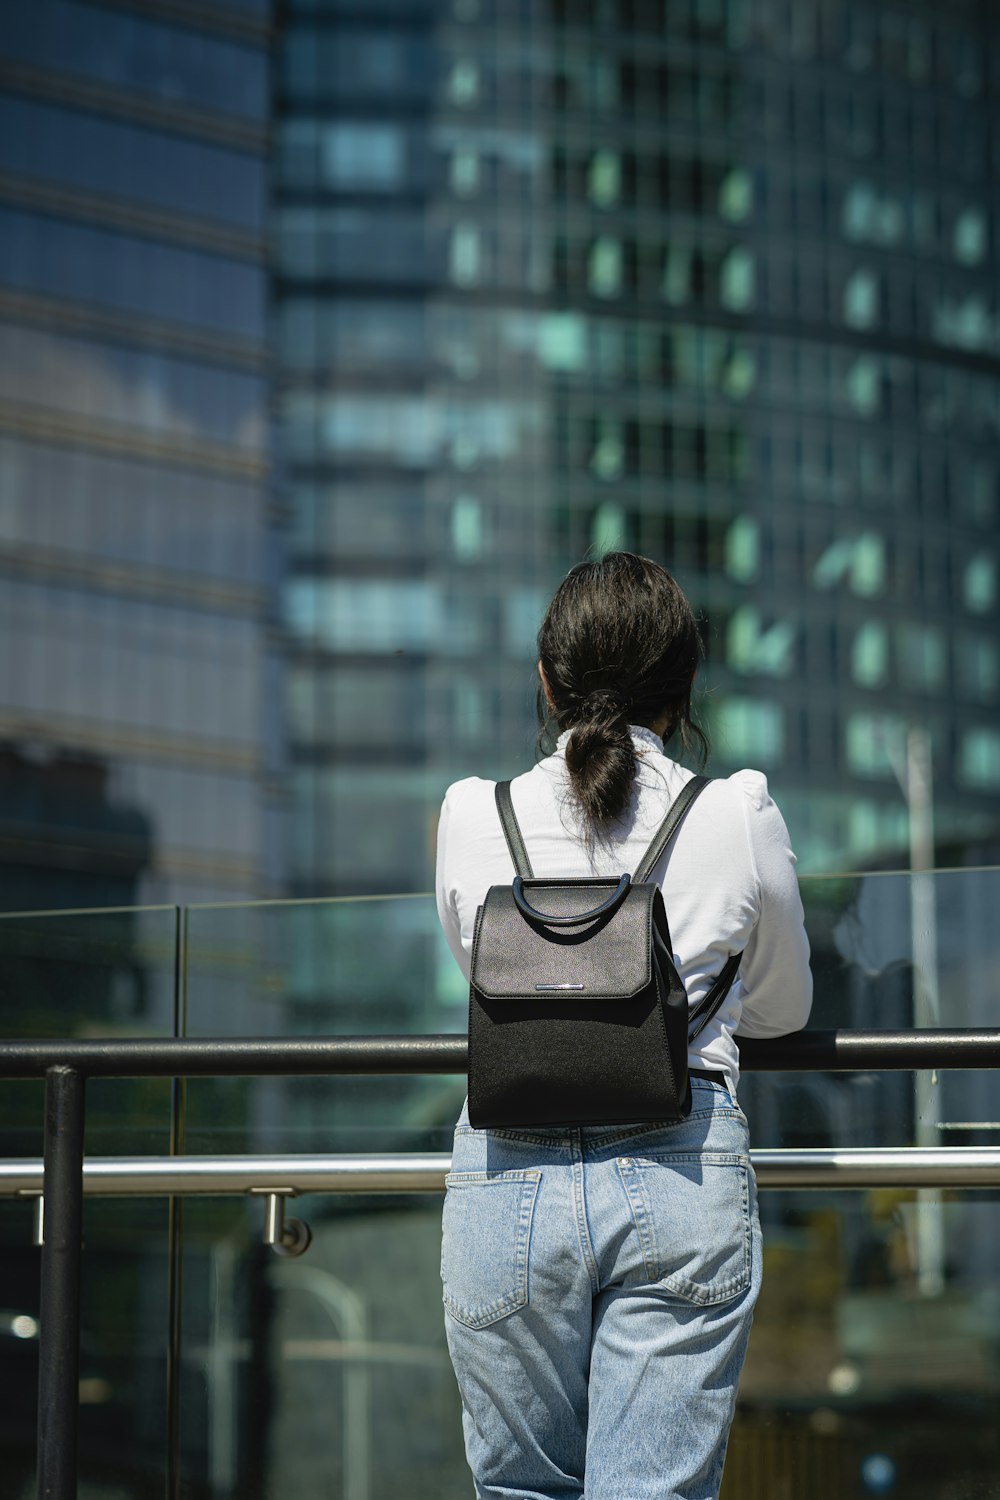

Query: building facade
[0,1,277,908]
[275,0,1000,895]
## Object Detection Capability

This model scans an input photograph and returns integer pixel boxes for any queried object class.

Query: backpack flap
[471,879,655,1001]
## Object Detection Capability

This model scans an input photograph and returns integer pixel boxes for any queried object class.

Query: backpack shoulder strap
[687,951,742,1041]
[633,774,712,884]
[495,780,534,880]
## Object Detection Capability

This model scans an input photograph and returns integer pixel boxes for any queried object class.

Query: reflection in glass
[0,208,266,338]
[3,1,268,119]
[0,96,265,229]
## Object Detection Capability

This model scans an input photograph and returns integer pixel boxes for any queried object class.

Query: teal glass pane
[718,167,753,223]
[852,622,888,688]
[587,149,620,207]
[180,897,465,1158]
[722,1195,1000,1496]
[176,1194,465,1500]
[753,868,1000,1147]
[720,247,755,311]
[725,515,760,582]
[591,501,626,553]
[0,905,179,1155]
[0,1196,172,1500]
[588,236,623,298]
[713,696,784,763]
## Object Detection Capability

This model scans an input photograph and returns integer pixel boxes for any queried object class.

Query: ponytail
[537,553,708,826]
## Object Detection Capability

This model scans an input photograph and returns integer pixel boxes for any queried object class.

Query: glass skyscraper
[0,1,275,909]
[276,0,1000,895]
[2,0,997,906]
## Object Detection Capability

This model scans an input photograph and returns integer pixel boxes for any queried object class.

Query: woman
[435,553,812,1500]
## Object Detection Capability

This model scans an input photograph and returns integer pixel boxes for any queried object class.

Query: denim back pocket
[441,1170,540,1329]
[616,1153,752,1305]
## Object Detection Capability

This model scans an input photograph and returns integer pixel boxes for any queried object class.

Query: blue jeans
[440,1079,762,1500]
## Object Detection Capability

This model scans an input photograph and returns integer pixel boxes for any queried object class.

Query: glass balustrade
[0,869,998,1498]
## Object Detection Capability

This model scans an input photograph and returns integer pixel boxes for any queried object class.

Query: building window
[588,236,623,298]
[843,268,879,329]
[538,312,587,372]
[322,123,405,189]
[722,347,756,398]
[959,729,1000,790]
[589,420,625,479]
[448,59,480,106]
[845,711,903,778]
[953,208,987,266]
[813,533,885,596]
[932,295,993,352]
[452,679,485,742]
[845,357,881,418]
[450,225,481,286]
[843,181,876,241]
[726,607,796,677]
[587,149,621,208]
[284,579,447,653]
[896,623,946,692]
[715,697,784,763]
[851,622,888,688]
[450,148,481,196]
[956,635,999,703]
[720,247,755,311]
[662,245,692,306]
[847,798,909,856]
[850,533,885,596]
[451,496,484,560]
[505,589,548,656]
[963,552,996,614]
[718,167,753,223]
[591,501,626,555]
[965,462,997,529]
[724,514,760,582]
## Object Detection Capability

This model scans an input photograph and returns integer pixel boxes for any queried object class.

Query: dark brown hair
[537,552,708,826]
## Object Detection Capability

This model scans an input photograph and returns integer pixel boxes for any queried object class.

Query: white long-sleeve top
[435,725,812,1093]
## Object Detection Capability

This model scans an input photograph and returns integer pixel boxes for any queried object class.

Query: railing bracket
[250,1187,312,1258]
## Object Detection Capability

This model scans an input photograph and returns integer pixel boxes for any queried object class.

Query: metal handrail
[4,1147,1000,1197]
[2,1027,1000,1076]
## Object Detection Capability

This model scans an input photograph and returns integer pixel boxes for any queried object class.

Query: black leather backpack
[467,775,741,1129]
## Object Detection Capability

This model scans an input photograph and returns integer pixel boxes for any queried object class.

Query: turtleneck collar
[555,724,665,756]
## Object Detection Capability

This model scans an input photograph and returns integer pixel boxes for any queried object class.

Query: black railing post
[37,1065,85,1500]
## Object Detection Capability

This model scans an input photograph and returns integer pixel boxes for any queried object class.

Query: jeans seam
[571,1131,600,1295]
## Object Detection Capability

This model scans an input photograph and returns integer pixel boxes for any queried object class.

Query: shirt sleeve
[733,775,813,1038]
[435,783,473,981]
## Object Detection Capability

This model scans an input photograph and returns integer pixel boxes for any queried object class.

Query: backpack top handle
[512,872,631,926]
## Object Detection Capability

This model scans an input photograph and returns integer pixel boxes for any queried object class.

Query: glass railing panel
[176,1194,466,1500]
[179,870,1000,1157]
[0,1194,171,1500]
[0,903,180,1156]
[181,896,467,1157]
[0,906,180,1499]
[172,871,1000,1499]
[724,1190,1000,1498]
[176,896,469,1492]
[1,872,998,1497]
[748,868,1000,1152]
[171,1188,1000,1500]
